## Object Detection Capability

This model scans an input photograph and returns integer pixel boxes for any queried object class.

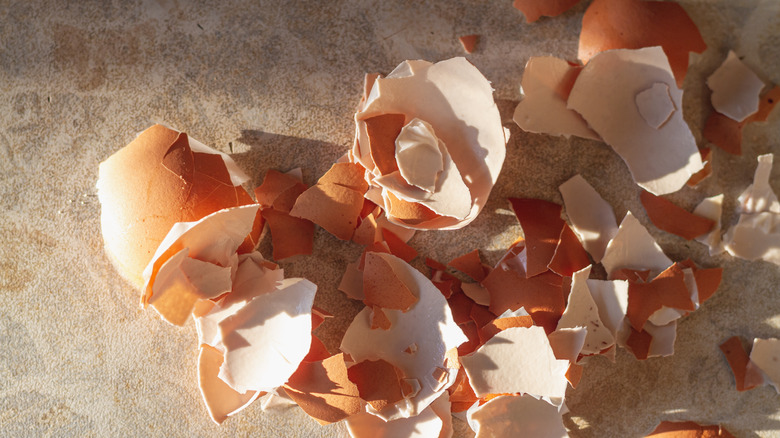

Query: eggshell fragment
[142,204,260,324]
[218,278,316,393]
[341,253,467,420]
[640,190,715,240]
[707,51,765,122]
[198,344,262,425]
[635,82,676,129]
[559,174,618,262]
[290,163,368,240]
[602,211,673,278]
[509,198,566,277]
[749,338,780,392]
[693,195,725,255]
[363,252,418,312]
[346,392,451,438]
[513,56,599,140]
[736,154,779,214]
[483,268,565,333]
[548,224,591,277]
[568,46,703,195]
[554,266,614,355]
[719,336,762,392]
[448,249,489,283]
[459,34,479,54]
[461,326,569,403]
[578,0,706,86]
[467,394,568,438]
[512,0,580,23]
[703,86,780,155]
[97,124,255,288]
[283,353,363,425]
[646,420,735,437]
[347,359,405,413]
[353,57,506,230]
[586,278,629,341]
[626,263,694,332]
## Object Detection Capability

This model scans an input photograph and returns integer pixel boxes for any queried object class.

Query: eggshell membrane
[509,198,566,278]
[646,420,735,438]
[459,34,479,54]
[703,86,780,155]
[640,190,715,240]
[568,47,703,195]
[97,124,254,289]
[707,51,765,122]
[283,353,363,425]
[512,0,581,23]
[354,57,506,230]
[578,0,706,86]
[513,56,600,141]
[197,344,262,425]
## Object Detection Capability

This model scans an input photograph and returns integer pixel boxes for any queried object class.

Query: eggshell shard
[548,224,591,277]
[749,338,780,393]
[723,154,780,265]
[283,353,363,425]
[601,211,673,278]
[707,51,765,122]
[353,57,506,230]
[704,86,780,155]
[198,344,262,425]
[646,420,735,437]
[569,47,703,195]
[509,198,566,278]
[142,204,261,325]
[459,34,479,54]
[578,0,706,86]
[340,253,467,420]
[559,174,618,262]
[467,394,568,438]
[363,252,418,311]
[346,392,451,438]
[719,336,762,392]
[97,124,254,289]
[290,163,368,240]
[262,209,314,260]
[347,359,405,413]
[693,195,725,255]
[635,82,675,129]
[512,0,581,23]
[554,266,615,355]
[640,190,715,240]
[461,326,569,403]
[626,263,694,331]
[513,57,600,140]
[218,278,316,393]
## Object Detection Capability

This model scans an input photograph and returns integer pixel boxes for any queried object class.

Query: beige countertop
[1,0,779,436]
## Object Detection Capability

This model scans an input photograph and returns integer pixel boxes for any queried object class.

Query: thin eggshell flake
[707,51,765,122]
[749,338,780,393]
[559,174,618,262]
[554,266,615,355]
[346,392,451,438]
[567,46,703,195]
[635,82,676,129]
[340,252,467,420]
[198,344,261,425]
[601,211,673,278]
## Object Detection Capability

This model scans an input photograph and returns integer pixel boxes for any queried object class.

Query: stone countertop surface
[1,0,779,436]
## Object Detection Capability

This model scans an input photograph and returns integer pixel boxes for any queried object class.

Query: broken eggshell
[352,57,507,230]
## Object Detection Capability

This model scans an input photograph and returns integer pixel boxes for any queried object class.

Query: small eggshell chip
[707,51,765,122]
[568,47,703,195]
[509,198,566,278]
[340,253,467,420]
[198,344,261,425]
[601,211,673,278]
[646,420,735,437]
[749,338,780,393]
[512,0,581,23]
[639,190,715,240]
[459,34,479,54]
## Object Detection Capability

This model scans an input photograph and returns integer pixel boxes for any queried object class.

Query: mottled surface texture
[1,1,779,437]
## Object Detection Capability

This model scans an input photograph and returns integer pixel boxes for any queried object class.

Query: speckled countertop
[1,1,779,437]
